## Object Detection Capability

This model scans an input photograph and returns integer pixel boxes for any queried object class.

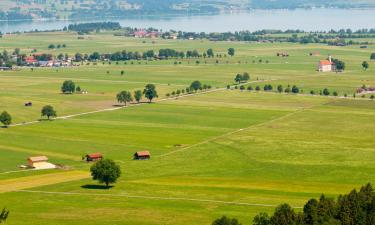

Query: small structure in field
[317,56,335,72]
[85,153,103,162]
[134,151,151,160]
[27,156,56,170]
[24,102,32,107]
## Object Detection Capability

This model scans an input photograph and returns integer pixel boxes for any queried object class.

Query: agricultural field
[0,32,375,225]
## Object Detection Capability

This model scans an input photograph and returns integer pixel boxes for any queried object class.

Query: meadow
[0,31,375,225]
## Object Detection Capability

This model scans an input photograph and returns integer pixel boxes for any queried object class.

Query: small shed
[86,153,103,162]
[134,151,151,160]
[27,156,56,169]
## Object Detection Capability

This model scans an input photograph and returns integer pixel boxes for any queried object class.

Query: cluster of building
[132,30,179,40]
[25,55,72,67]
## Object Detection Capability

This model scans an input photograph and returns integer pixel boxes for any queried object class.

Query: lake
[0,8,374,33]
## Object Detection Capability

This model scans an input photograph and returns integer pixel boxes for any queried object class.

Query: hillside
[0,0,374,21]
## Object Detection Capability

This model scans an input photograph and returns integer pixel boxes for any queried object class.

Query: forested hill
[0,0,374,21]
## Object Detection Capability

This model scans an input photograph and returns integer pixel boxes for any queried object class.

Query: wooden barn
[134,151,151,160]
[27,156,56,169]
[85,153,103,162]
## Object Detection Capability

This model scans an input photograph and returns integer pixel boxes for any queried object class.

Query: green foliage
[0,111,12,127]
[61,80,76,94]
[332,58,345,71]
[253,212,270,225]
[0,208,9,223]
[228,48,235,57]
[90,159,121,187]
[190,80,202,91]
[116,91,133,106]
[207,48,214,57]
[362,61,369,70]
[41,105,57,120]
[212,216,241,225]
[277,85,283,93]
[323,88,330,96]
[370,53,375,60]
[134,90,142,103]
[143,84,158,103]
[291,85,299,94]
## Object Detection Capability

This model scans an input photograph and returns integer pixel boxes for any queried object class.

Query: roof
[135,151,150,157]
[319,60,332,66]
[28,156,48,162]
[87,153,103,158]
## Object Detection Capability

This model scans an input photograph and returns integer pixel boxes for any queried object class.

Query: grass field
[0,32,375,224]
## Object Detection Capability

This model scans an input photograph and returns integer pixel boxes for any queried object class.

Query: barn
[134,151,151,160]
[86,153,103,162]
[27,156,56,169]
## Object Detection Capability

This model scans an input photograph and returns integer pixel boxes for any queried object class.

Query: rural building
[27,156,56,169]
[276,52,289,57]
[24,102,32,107]
[317,56,335,72]
[134,151,151,160]
[85,153,103,162]
[309,52,320,56]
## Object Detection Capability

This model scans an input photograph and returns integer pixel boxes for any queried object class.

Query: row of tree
[75,48,235,62]
[116,84,158,105]
[212,183,375,225]
[165,81,212,97]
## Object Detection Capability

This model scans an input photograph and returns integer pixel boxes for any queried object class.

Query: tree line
[211,183,375,225]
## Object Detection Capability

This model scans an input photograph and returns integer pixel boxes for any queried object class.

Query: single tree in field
[120,70,125,75]
[277,85,283,93]
[116,91,133,106]
[212,216,241,225]
[242,72,250,82]
[207,48,214,58]
[76,86,81,92]
[234,74,243,84]
[0,111,12,127]
[228,48,235,57]
[61,80,76,94]
[190,80,202,92]
[370,53,375,60]
[143,84,158,103]
[41,105,57,120]
[323,88,330,96]
[134,90,142,103]
[362,61,369,70]
[0,208,9,223]
[90,159,121,188]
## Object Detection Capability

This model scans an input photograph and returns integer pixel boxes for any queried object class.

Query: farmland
[0,31,375,225]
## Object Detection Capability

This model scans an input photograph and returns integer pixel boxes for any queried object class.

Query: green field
[0,32,375,225]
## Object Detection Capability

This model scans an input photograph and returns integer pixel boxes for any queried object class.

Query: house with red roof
[134,151,151,160]
[85,153,103,162]
[317,56,335,72]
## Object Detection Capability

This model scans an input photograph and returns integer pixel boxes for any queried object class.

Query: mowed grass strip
[0,171,89,193]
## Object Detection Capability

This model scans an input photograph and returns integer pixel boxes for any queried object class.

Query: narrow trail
[15,189,303,208]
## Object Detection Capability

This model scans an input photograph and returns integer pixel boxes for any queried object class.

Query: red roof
[136,151,150,157]
[319,60,332,66]
[25,57,38,63]
[87,153,103,159]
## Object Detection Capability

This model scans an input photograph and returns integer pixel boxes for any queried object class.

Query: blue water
[0,9,374,33]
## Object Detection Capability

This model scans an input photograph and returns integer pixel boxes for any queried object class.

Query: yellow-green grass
[0,33,375,224]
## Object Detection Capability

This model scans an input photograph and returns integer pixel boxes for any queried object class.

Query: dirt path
[0,171,89,193]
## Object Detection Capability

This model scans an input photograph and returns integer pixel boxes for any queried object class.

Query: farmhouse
[318,56,335,72]
[27,156,56,169]
[277,52,289,57]
[134,151,151,160]
[85,153,103,162]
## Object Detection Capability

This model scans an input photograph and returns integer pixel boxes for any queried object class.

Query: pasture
[0,32,375,224]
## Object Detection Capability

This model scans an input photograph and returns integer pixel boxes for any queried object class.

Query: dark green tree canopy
[212,216,241,225]
[0,208,9,223]
[61,80,76,94]
[116,91,133,106]
[0,111,12,127]
[143,84,158,103]
[134,90,142,103]
[190,80,202,91]
[90,159,121,187]
[228,48,235,57]
[41,105,57,120]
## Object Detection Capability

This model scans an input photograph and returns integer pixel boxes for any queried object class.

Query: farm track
[15,189,303,209]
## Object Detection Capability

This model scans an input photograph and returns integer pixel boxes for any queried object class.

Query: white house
[318,56,334,72]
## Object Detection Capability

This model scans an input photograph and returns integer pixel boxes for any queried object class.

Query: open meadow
[0,31,375,224]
